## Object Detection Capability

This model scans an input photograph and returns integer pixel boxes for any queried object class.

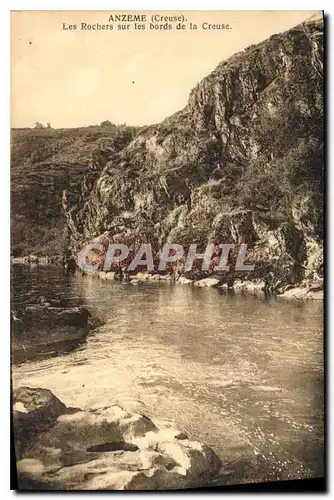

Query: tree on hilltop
[100,120,115,128]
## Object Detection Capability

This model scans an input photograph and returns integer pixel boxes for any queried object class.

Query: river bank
[11,255,60,265]
[11,265,324,486]
[79,268,323,301]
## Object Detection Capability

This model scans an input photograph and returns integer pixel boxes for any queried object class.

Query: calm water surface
[11,265,324,485]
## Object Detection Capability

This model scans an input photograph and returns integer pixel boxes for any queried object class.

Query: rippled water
[11,265,324,485]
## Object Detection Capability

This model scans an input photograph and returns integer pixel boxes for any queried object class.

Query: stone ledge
[13,387,221,491]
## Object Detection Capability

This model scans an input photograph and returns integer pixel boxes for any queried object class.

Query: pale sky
[11,10,321,128]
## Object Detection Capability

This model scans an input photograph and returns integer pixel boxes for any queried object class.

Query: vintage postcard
[11,10,324,491]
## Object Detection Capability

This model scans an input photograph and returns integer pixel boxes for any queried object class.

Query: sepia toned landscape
[11,11,324,491]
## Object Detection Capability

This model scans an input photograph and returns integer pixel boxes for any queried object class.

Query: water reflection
[12,338,88,365]
[11,265,324,484]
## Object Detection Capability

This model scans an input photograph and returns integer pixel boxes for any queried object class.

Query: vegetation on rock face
[11,125,139,257]
[63,19,323,286]
[11,19,323,287]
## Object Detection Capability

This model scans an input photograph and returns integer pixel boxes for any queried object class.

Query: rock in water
[13,387,221,490]
[177,277,193,284]
[194,277,221,288]
[11,306,90,356]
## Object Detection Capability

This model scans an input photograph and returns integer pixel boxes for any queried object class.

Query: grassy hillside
[11,124,138,256]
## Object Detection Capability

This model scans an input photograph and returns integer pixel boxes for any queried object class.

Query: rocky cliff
[12,18,323,288]
[65,18,323,287]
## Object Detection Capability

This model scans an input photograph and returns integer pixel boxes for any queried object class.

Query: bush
[100,120,115,128]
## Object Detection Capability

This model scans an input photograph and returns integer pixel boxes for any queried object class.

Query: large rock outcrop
[66,18,323,288]
[13,387,221,490]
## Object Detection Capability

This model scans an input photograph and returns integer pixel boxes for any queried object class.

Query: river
[11,265,324,485]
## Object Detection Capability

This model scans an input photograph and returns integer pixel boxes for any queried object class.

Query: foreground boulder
[13,387,69,459]
[13,387,221,491]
